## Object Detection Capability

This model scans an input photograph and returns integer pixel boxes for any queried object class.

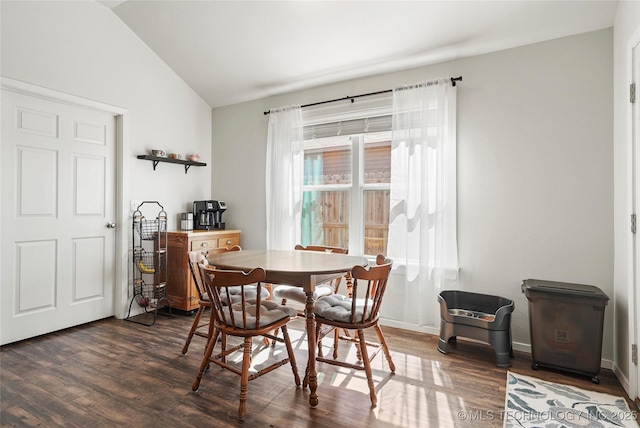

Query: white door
[1,88,117,345]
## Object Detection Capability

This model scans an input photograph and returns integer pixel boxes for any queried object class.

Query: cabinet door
[167,234,199,312]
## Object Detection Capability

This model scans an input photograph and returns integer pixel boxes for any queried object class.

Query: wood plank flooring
[1,313,636,427]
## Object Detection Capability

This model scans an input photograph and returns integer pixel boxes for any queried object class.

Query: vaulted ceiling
[102,1,619,108]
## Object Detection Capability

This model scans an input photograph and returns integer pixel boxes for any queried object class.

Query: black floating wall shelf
[137,155,206,174]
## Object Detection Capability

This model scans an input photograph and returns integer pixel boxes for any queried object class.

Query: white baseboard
[379,318,615,371]
[379,318,441,336]
[612,362,632,397]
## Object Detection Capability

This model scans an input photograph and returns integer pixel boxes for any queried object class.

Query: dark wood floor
[1,312,636,427]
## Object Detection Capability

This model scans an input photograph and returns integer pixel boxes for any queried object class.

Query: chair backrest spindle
[349,256,392,324]
[199,264,269,331]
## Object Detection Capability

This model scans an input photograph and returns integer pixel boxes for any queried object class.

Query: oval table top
[207,248,367,276]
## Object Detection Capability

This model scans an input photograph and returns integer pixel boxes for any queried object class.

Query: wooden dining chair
[270,244,351,347]
[192,264,301,420]
[312,254,395,407]
[182,245,270,355]
[272,244,350,306]
[181,247,217,355]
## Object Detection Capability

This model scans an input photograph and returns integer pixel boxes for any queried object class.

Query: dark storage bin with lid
[521,279,609,383]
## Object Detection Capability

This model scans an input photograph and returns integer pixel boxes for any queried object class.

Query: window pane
[364,132,391,184]
[364,189,389,256]
[301,190,349,249]
[303,136,352,185]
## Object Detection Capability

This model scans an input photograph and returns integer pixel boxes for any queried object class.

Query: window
[300,130,391,256]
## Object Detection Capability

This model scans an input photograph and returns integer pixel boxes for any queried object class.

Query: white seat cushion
[223,285,270,305]
[220,300,298,329]
[272,284,333,303]
[314,294,375,323]
[202,286,269,303]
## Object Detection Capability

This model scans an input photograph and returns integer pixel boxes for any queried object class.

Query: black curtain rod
[263,76,462,115]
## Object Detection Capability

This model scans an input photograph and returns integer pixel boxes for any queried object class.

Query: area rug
[504,371,638,428]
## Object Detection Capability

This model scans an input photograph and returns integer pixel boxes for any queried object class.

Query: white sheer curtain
[265,105,304,250]
[388,78,458,327]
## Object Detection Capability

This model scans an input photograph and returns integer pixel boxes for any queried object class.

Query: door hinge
[632,214,637,234]
[631,83,636,104]
[633,344,638,365]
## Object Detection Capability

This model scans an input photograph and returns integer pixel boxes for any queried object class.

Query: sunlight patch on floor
[431,359,452,387]
[197,322,488,427]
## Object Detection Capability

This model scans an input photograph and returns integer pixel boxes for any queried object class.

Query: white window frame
[301,93,393,256]
[301,128,392,256]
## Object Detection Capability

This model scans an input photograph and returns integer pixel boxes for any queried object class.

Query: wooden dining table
[206,248,368,408]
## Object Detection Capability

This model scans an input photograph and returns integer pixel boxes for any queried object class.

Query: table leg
[306,291,318,407]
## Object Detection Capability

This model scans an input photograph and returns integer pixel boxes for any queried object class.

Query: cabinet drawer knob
[226,240,232,245]
[200,242,209,248]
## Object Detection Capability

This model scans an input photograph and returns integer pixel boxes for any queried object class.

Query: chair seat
[207,285,270,305]
[314,294,375,323]
[272,284,333,303]
[221,300,298,329]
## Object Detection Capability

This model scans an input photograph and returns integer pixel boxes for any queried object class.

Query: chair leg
[182,305,205,354]
[329,328,356,360]
[221,332,228,364]
[316,321,324,358]
[280,325,301,386]
[192,328,220,391]
[205,312,215,348]
[238,337,252,420]
[204,326,218,372]
[317,324,340,359]
[271,298,287,346]
[374,324,396,372]
[353,330,364,361]
[357,329,377,407]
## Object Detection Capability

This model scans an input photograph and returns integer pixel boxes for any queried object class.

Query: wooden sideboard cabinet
[166,230,241,312]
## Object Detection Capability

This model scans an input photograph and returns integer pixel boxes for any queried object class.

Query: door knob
[107,222,116,229]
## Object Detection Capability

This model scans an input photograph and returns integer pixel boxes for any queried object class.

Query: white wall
[212,29,615,361]
[613,0,640,396]
[1,0,213,226]
[1,0,214,319]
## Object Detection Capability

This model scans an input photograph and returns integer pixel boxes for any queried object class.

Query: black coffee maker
[193,200,226,230]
